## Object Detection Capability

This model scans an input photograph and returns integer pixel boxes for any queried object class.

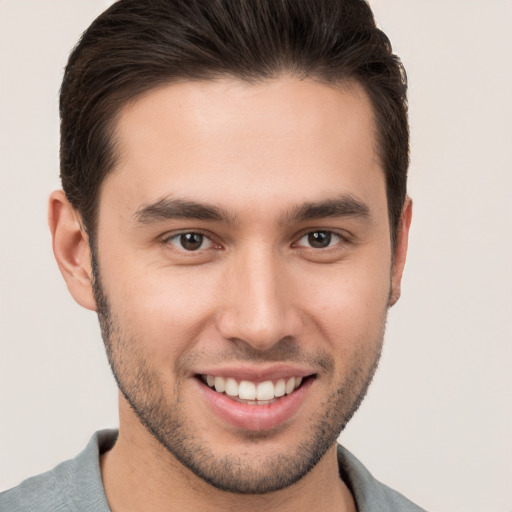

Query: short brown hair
[60,0,408,245]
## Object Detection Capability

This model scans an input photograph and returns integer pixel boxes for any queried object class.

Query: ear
[48,190,97,311]
[389,197,413,307]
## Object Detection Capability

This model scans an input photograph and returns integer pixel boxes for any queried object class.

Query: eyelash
[294,230,346,250]
[162,231,218,252]
[161,229,349,253]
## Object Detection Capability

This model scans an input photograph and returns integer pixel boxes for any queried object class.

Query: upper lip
[194,364,316,383]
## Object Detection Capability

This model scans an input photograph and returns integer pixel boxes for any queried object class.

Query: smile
[200,375,304,404]
[195,368,316,430]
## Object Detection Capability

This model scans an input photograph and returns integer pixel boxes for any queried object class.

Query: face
[91,77,402,493]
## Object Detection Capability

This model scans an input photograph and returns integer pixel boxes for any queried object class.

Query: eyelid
[160,229,221,251]
[293,228,351,248]
[158,227,352,253]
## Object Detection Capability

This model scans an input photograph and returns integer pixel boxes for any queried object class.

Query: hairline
[83,73,395,253]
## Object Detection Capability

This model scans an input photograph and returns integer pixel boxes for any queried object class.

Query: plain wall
[1,1,511,511]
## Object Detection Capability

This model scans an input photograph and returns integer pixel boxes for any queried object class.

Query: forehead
[101,77,384,221]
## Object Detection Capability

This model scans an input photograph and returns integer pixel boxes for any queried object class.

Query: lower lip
[196,378,313,431]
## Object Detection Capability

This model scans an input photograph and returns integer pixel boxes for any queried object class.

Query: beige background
[1,1,511,510]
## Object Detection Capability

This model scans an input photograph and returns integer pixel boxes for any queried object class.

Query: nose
[216,246,302,351]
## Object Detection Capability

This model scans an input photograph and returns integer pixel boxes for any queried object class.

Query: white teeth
[285,377,296,395]
[214,376,225,393]
[256,381,275,401]
[239,380,256,400]
[274,379,286,397]
[204,374,304,402]
[225,377,238,397]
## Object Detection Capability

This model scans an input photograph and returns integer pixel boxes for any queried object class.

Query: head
[50,0,411,497]
[60,0,408,249]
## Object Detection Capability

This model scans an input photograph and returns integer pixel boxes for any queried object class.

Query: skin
[49,77,412,512]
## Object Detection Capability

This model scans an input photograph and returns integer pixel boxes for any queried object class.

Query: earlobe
[48,190,97,311]
[389,197,413,307]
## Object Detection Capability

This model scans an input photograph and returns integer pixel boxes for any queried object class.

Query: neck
[100,405,355,512]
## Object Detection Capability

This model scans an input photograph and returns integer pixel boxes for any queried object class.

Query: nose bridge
[217,242,299,349]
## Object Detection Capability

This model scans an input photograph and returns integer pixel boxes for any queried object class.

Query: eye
[166,232,214,251]
[296,230,343,249]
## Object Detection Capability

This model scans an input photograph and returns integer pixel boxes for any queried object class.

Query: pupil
[308,231,331,248]
[181,233,203,250]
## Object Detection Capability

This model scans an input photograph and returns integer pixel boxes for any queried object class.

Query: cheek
[103,264,219,356]
[297,258,391,346]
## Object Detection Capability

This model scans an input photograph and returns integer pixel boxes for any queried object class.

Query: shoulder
[1,457,82,512]
[0,430,117,512]
[337,444,428,512]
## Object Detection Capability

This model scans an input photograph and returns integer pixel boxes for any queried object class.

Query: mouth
[198,374,307,405]
[194,371,315,431]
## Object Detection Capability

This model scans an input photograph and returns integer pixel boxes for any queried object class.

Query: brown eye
[307,231,332,248]
[296,231,342,249]
[180,233,204,250]
[167,232,212,251]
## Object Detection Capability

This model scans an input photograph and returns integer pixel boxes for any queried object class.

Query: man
[1,0,424,510]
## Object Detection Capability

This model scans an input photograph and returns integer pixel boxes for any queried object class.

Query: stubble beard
[92,261,385,495]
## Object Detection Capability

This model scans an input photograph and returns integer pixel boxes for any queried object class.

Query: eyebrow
[134,194,370,226]
[134,197,237,224]
[282,195,371,224]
